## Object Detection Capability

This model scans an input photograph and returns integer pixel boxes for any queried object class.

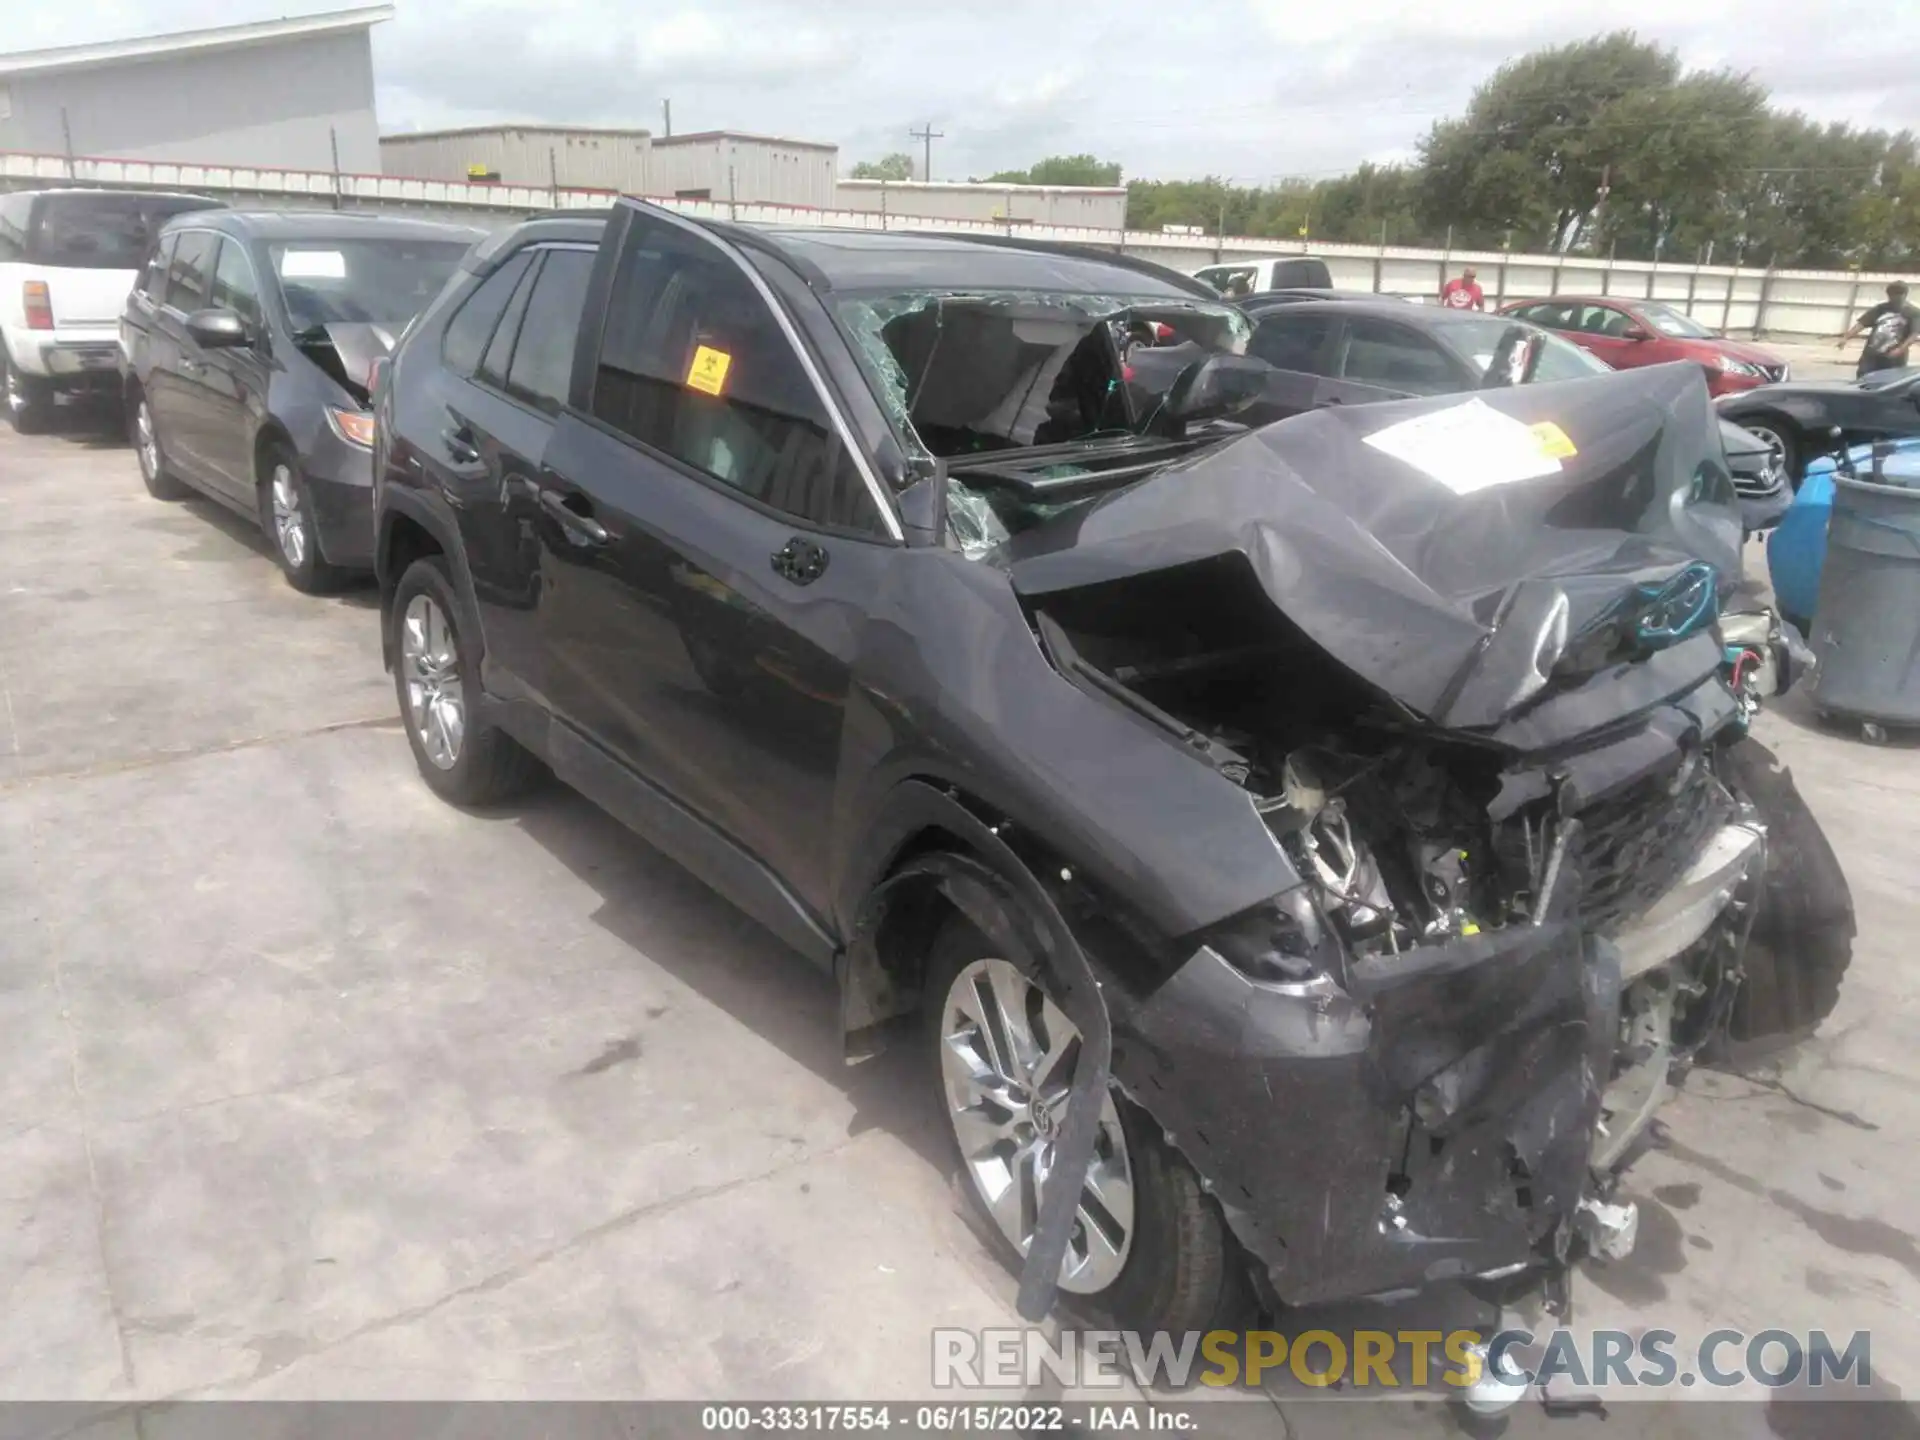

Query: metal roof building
[0,5,391,173]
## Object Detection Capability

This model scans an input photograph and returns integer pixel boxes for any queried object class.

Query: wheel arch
[838,776,1119,1321]
[375,489,477,673]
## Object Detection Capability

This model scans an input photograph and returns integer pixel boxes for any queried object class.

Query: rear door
[148,229,221,483]
[536,203,901,920]
[1242,309,1395,422]
[408,245,556,702]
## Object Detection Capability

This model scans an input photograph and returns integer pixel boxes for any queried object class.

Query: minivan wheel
[260,444,345,594]
[131,394,189,499]
[1741,420,1800,489]
[390,556,542,805]
[3,354,53,436]
[925,916,1253,1333]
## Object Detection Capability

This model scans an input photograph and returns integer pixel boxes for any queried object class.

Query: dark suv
[122,210,477,590]
[373,201,1843,1343]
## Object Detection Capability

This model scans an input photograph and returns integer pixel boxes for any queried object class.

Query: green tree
[985,154,1123,187]
[1416,31,1765,254]
[850,153,913,181]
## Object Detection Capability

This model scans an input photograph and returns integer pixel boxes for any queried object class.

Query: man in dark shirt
[1841,282,1920,377]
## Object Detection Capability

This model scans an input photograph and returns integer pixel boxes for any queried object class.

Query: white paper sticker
[278,249,347,280]
[1362,398,1563,495]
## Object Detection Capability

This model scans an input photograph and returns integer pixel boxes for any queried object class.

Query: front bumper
[301,422,376,569]
[1107,768,1755,1308]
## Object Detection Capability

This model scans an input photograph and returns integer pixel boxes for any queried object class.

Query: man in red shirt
[1440,267,1484,310]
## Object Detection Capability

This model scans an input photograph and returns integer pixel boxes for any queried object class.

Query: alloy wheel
[271,464,308,569]
[939,956,1134,1294]
[401,593,465,770]
[1746,425,1790,485]
[135,401,161,480]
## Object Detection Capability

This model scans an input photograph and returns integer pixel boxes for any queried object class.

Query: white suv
[0,188,220,433]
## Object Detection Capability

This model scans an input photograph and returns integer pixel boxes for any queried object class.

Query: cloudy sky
[9,0,1919,182]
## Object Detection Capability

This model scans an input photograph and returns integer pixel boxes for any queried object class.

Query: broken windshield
[837,291,1250,456]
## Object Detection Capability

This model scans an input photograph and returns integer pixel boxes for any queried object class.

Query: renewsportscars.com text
[931,1327,1873,1392]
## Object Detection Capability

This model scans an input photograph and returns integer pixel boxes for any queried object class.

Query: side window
[590,218,883,535]
[163,231,219,312]
[135,234,177,300]
[505,248,594,413]
[441,250,533,379]
[478,257,539,390]
[1339,317,1459,394]
[208,238,261,328]
[1249,312,1334,373]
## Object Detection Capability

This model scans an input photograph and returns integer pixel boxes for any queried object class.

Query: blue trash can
[1810,456,1920,729]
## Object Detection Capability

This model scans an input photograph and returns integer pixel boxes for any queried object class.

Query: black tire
[924,914,1254,1335]
[3,353,53,436]
[390,555,543,806]
[1721,737,1855,1049]
[129,388,190,500]
[258,441,346,594]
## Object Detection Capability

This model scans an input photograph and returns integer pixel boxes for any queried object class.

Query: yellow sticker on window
[1530,421,1577,459]
[686,344,732,396]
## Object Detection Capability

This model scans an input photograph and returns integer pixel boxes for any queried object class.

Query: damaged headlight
[1203,887,1340,985]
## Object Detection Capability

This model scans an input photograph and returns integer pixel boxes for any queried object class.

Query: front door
[536,204,900,919]
[197,236,271,498]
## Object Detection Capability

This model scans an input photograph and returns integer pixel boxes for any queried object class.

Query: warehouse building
[0,5,391,172]
[650,132,838,210]
[378,124,654,192]
[835,178,1129,232]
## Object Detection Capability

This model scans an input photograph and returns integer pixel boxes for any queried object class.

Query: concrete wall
[5,148,1914,340]
[0,31,380,173]
[381,127,651,191]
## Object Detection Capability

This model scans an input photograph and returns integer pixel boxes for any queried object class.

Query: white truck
[0,188,219,433]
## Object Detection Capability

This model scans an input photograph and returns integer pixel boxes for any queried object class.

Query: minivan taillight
[23,281,54,331]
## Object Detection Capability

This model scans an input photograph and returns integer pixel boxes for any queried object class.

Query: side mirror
[1160,354,1274,428]
[1622,324,1653,342]
[185,307,249,350]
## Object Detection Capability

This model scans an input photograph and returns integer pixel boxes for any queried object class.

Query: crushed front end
[1010,368,1769,1311]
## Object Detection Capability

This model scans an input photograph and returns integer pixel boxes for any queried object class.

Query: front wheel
[926,916,1253,1332]
[1740,418,1801,490]
[390,556,542,806]
[1721,738,1855,1050]
[261,445,346,593]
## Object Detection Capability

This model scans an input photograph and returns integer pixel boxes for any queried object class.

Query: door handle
[178,356,203,373]
[440,427,482,465]
[539,489,609,546]
[771,535,829,585]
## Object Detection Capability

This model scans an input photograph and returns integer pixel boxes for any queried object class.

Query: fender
[839,780,1112,1322]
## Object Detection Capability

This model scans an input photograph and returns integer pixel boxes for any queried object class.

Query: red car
[1497,295,1788,396]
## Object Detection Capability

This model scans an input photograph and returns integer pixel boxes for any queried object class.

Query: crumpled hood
[310,323,399,401]
[1006,365,1742,729]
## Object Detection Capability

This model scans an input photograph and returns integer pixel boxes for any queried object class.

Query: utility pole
[662,99,672,138]
[910,123,944,183]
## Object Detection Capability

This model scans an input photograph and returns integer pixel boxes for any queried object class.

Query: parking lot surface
[3,416,1918,1433]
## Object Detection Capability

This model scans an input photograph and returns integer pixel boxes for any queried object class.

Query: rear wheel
[926,915,1253,1332]
[130,392,189,499]
[1721,739,1854,1050]
[391,556,542,806]
[3,353,53,435]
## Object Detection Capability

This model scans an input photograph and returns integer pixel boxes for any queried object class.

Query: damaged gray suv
[374,202,1854,1339]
